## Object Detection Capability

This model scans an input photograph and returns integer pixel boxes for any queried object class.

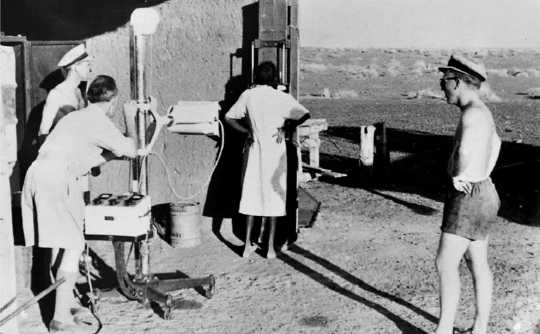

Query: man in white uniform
[432,55,501,334]
[41,43,95,205]
[33,44,93,325]
[225,61,310,259]
[39,43,91,140]
[22,75,145,333]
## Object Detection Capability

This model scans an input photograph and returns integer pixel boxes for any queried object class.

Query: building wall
[2,0,260,289]
[0,46,22,330]
[87,0,255,211]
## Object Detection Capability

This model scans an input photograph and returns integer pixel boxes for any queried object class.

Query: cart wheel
[203,275,216,299]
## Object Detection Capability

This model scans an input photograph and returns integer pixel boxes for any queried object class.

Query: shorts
[441,178,500,240]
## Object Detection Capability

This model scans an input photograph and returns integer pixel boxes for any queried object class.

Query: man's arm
[94,118,138,159]
[39,92,61,136]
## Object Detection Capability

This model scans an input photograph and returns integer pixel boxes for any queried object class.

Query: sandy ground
[16,183,539,334]
[14,98,540,334]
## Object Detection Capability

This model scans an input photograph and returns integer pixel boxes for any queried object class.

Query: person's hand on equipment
[136,147,151,156]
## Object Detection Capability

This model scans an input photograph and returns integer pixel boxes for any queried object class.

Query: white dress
[225,85,309,217]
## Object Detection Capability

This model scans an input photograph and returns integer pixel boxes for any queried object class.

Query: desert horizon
[299,46,540,103]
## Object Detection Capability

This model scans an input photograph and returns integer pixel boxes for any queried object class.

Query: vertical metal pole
[281,44,287,86]
[129,31,140,193]
[131,31,151,277]
[251,41,255,84]
[135,34,149,196]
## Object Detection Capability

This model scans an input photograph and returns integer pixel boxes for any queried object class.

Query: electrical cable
[137,154,148,192]
[148,120,225,201]
[84,244,103,334]
[0,278,66,327]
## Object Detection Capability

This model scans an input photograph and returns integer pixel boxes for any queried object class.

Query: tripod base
[86,233,215,320]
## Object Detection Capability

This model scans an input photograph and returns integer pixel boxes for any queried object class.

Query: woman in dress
[225,61,310,258]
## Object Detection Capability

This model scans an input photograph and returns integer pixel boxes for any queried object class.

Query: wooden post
[374,122,389,181]
[288,0,299,99]
[359,125,376,177]
[298,118,327,171]
[308,132,320,168]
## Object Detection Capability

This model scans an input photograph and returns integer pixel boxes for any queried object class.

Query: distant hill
[299,47,540,102]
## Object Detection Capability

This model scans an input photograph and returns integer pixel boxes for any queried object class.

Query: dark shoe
[49,319,93,333]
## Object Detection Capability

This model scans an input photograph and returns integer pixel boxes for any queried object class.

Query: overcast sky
[298,0,540,49]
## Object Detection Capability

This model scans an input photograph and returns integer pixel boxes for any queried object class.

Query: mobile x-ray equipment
[83,8,220,319]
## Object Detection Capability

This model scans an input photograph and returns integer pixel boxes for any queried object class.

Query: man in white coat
[22,75,145,333]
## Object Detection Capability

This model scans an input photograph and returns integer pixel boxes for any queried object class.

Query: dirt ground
[15,97,539,334]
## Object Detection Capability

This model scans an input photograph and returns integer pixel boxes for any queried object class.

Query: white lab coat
[21,104,135,249]
[226,85,309,217]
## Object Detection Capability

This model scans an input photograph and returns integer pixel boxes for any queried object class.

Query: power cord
[83,244,103,334]
[149,120,225,201]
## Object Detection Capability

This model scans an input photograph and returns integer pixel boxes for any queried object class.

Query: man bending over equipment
[21,75,147,333]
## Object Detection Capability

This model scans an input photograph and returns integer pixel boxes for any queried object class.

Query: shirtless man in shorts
[433,55,501,334]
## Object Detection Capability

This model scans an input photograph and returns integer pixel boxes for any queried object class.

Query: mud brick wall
[88,0,254,213]
[0,47,17,125]
[1,46,28,297]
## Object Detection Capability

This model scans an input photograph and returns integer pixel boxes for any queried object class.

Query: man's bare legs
[242,215,257,258]
[464,238,492,334]
[434,233,470,334]
[52,248,83,326]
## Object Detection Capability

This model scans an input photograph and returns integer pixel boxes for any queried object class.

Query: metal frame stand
[110,233,215,319]
[86,230,215,319]
[86,14,216,320]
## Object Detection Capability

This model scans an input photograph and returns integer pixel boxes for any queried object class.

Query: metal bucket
[169,202,201,248]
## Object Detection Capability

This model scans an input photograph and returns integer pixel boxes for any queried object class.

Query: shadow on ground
[279,244,435,334]
[319,126,540,226]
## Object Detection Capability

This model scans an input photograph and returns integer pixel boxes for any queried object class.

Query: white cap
[57,44,90,68]
[439,54,487,82]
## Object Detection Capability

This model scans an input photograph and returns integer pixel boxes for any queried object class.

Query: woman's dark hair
[253,61,278,87]
[87,75,118,103]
